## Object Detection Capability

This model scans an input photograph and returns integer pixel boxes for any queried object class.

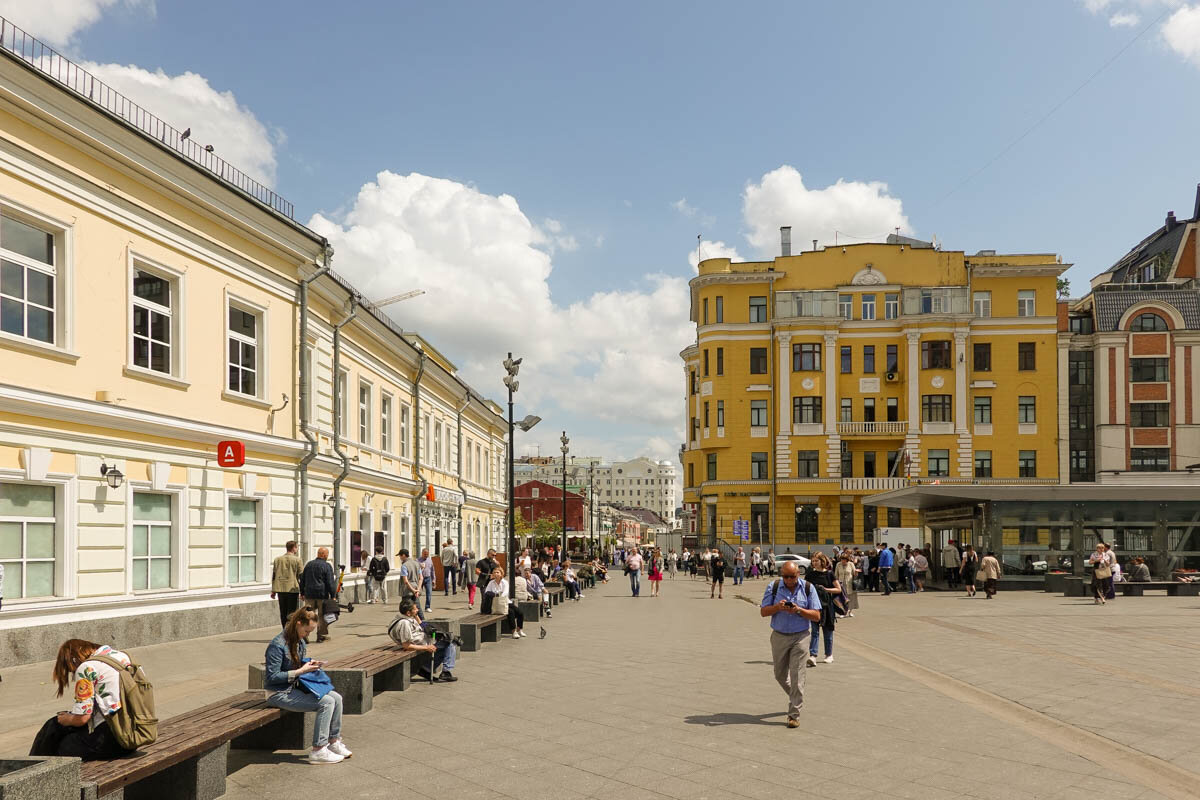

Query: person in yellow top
[271,540,304,628]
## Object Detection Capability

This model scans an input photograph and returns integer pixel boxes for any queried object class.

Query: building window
[750,348,768,374]
[715,296,723,322]
[973,342,991,371]
[841,446,853,477]
[793,343,821,371]
[796,451,819,478]
[1069,404,1093,430]
[862,505,877,541]
[840,503,854,542]
[1130,312,1167,331]
[840,345,852,374]
[863,346,875,373]
[1017,342,1036,370]
[928,449,949,477]
[750,503,770,544]
[1070,449,1093,482]
[838,294,853,320]
[358,382,372,445]
[227,498,259,584]
[972,291,991,318]
[1130,448,1169,471]
[702,298,709,325]
[132,492,172,591]
[1017,289,1036,317]
[690,370,698,394]
[716,347,724,375]
[884,293,899,319]
[863,451,876,477]
[974,451,992,478]
[227,303,261,397]
[0,212,58,345]
[380,394,392,452]
[920,289,940,314]
[794,396,821,424]
[861,294,876,320]
[886,344,898,373]
[0,483,56,598]
[750,399,768,427]
[706,453,717,481]
[465,436,472,478]
[1070,315,1094,334]
[687,463,694,487]
[1130,358,1168,382]
[703,349,709,377]
[1018,450,1037,477]
[921,340,951,369]
[974,396,991,423]
[795,504,818,544]
[717,400,725,427]
[749,296,767,323]
[131,267,175,375]
[886,397,898,422]
[433,420,442,468]
[400,403,410,458]
[1018,396,1036,423]
[1070,352,1094,385]
[863,398,876,422]
[691,417,699,443]
[922,394,952,423]
[703,401,710,428]
[887,506,901,527]
[840,398,853,423]
[750,452,769,479]
[336,371,348,436]
[1130,403,1169,427]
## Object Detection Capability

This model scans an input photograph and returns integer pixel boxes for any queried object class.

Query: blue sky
[9,0,1200,465]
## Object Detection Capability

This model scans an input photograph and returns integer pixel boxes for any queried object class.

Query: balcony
[842,477,910,492]
[836,421,909,436]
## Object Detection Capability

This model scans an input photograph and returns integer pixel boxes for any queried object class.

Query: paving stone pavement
[6,576,1200,799]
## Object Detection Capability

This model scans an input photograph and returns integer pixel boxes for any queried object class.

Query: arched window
[1130,312,1168,331]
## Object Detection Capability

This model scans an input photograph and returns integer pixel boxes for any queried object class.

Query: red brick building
[513,480,586,532]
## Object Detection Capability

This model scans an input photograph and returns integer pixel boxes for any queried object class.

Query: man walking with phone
[760,562,821,729]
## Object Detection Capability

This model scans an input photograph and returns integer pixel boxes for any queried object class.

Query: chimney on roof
[780,226,791,257]
[812,239,818,252]
[1166,211,1177,230]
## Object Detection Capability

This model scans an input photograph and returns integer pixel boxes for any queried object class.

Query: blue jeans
[809,622,833,657]
[907,571,918,593]
[881,567,893,594]
[734,566,745,585]
[423,578,432,609]
[424,637,456,672]
[267,687,343,748]
[629,569,641,596]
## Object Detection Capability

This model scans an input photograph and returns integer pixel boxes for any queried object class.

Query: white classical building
[515,455,676,526]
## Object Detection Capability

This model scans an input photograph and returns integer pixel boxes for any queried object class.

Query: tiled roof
[1094,289,1200,331]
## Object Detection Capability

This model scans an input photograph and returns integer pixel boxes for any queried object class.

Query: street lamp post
[503,353,541,600]
[588,461,595,559]
[560,431,569,557]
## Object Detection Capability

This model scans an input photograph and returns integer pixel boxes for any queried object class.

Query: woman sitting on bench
[484,565,526,639]
[264,607,351,765]
[30,639,137,760]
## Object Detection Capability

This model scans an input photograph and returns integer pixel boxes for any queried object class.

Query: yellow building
[681,231,1065,551]
[0,22,506,663]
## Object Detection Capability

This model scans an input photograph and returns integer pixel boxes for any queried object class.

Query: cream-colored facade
[0,35,506,649]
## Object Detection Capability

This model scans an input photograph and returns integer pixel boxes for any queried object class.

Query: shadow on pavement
[743,660,772,665]
[684,711,786,727]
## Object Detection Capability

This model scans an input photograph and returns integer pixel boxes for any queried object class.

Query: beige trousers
[770,629,809,719]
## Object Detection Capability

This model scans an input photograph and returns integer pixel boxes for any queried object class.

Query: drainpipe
[331,290,360,569]
[455,393,471,556]
[769,273,778,554]
[297,243,332,562]
[412,349,429,557]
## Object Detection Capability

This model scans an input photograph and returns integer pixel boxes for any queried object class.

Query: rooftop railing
[0,17,294,219]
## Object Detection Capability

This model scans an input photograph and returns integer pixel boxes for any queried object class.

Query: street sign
[217,440,245,467]
[732,518,749,540]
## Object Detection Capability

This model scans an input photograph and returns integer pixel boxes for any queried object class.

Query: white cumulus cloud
[0,0,153,47]
[1110,11,1141,25]
[741,165,910,256]
[308,172,694,431]
[1163,5,1200,66]
[688,239,743,271]
[82,62,280,185]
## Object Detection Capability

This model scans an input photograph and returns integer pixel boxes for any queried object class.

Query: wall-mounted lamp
[959,353,964,363]
[99,462,124,490]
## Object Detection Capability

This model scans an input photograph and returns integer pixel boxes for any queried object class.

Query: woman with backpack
[263,607,351,764]
[365,546,390,604]
[960,544,979,598]
[30,639,148,760]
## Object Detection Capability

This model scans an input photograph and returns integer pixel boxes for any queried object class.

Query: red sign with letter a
[217,440,245,468]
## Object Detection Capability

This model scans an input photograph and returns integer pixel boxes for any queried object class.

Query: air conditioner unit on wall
[885,372,899,382]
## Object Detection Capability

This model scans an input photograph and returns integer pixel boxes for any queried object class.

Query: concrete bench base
[1119,582,1200,597]
[459,614,503,651]
[248,661,416,716]
[0,757,80,800]
[517,600,541,623]
[117,742,228,800]
[229,709,313,752]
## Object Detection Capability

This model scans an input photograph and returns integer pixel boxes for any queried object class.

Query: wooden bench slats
[460,613,504,624]
[326,644,421,676]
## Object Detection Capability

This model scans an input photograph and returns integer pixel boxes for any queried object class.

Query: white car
[771,553,811,573]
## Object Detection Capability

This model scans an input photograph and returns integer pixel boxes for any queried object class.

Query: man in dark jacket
[300,547,338,642]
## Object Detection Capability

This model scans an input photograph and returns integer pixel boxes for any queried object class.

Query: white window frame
[0,478,71,601]
[127,487,186,594]
[884,293,899,320]
[838,294,852,320]
[0,201,74,356]
[358,379,373,445]
[400,403,410,458]
[972,291,991,318]
[380,392,393,453]
[433,420,442,468]
[446,425,452,473]
[336,370,349,437]
[465,438,473,481]
[225,494,265,586]
[861,294,876,321]
[1017,289,1036,317]
[378,511,392,566]
[126,252,187,385]
[223,292,268,404]
[423,415,432,466]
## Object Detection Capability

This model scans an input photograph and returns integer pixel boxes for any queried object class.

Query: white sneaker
[823,655,834,664]
[806,655,817,668]
[578,594,585,599]
[308,746,344,764]
[328,740,352,758]
[847,612,854,617]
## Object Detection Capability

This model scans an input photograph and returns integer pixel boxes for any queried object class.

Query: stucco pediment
[851,266,887,285]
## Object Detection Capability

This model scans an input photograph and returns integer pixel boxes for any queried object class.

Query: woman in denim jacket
[264,607,350,764]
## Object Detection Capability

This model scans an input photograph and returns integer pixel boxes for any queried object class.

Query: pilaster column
[905,331,921,426]
[954,331,968,433]
[777,333,792,428]
[824,333,839,434]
